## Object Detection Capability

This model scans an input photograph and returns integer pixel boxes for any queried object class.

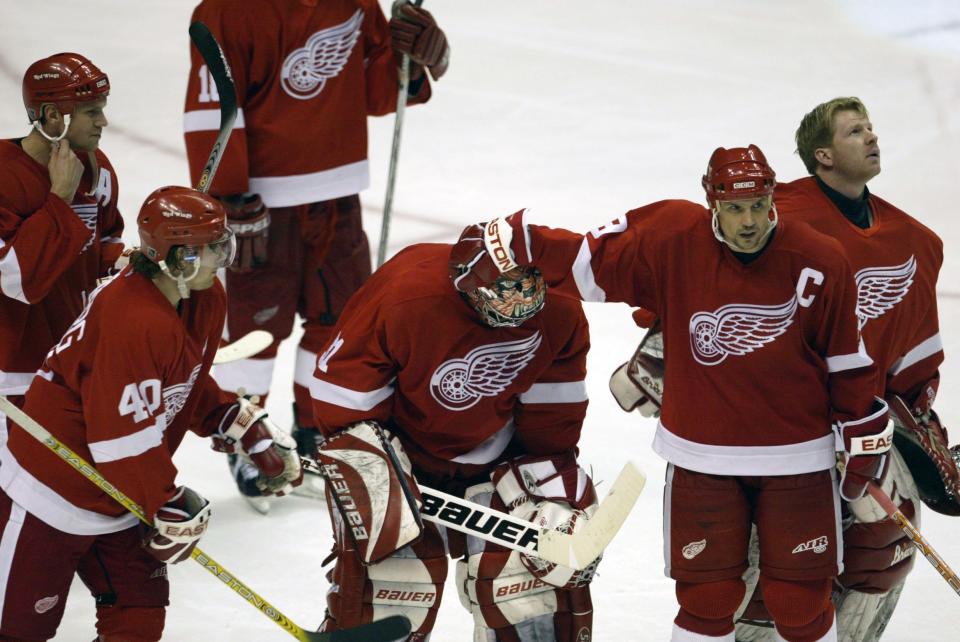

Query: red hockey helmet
[701,145,776,206]
[22,52,110,123]
[138,186,231,264]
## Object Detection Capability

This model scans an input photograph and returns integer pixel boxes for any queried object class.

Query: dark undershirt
[814,175,872,229]
[730,228,776,265]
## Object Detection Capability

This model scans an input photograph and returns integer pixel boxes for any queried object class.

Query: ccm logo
[420,492,539,549]
[859,434,893,452]
[732,180,756,189]
[485,219,515,271]
[323,463,369,540]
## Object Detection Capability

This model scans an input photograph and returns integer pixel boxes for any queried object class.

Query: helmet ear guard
[463,266,547,328]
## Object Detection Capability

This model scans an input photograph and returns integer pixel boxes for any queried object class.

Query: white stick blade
[538,462,646,570]
[213,330,273,364]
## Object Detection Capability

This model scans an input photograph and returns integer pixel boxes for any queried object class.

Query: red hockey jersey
[512,202,878,475]
[0,140,124,396]
[184,0,430,207]
[310,243,590,478]
[776,177,944,403]
[0,269,232,535]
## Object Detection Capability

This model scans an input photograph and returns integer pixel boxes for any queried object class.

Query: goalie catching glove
[317,421,423,564]
[609,321,664,418]
[210,395,303,496]
[143,486,211,564]
[838,398,893,501]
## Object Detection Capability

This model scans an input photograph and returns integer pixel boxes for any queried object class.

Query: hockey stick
[0,396,410,642]
[213,329,274,364]
[304,458,645,570]
[866,481,960,597]
[189,21,238,194]
[375,0,424,268]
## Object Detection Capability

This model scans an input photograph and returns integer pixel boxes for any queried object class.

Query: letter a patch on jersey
[429,333,542,411]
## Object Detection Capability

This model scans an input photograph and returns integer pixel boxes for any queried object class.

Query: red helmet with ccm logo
[701,144,776,207]
[22,52,110,123]
[138,186,228,263]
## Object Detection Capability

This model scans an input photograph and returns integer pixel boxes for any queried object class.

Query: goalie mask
[702,144,778,250]
[463,266,546,328]
[22,52,110,142]
[138,186,236,297]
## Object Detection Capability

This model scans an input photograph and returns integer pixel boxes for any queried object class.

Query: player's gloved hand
[143,486,211,564]
[390,3,450,80]
[491,453,601,588]
[609,322,664,417]
[211,396,304,496]
[293,425,325,460]
[449,210,530,293]
[839,398,893,501]
[222,194,269,273]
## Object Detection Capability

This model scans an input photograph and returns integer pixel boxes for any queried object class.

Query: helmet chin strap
[158,258,200,299]
[31,113,71,142]
[711,202,779,252]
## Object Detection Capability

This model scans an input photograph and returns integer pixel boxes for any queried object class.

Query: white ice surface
[2,1,959,640]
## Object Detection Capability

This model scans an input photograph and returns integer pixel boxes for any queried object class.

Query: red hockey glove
[143,486,211,564]
[449,210,530,293]
[609,322,664,417]
[211,397,304,496]
[839,398,893,501]
[223,194,269,273]
[390,3,450,80]
[888,382,960,515]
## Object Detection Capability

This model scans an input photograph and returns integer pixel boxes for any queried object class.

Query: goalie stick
[213,329,274,364]
[304,458,645,570]
[189,21,237,194]
[866,481,960,597]
[376,0,424,267]
[0,396,410,642]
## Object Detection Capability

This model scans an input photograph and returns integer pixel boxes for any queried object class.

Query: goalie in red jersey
[0,187,301,642]
[450,145,890,642]
[309,242,601,640]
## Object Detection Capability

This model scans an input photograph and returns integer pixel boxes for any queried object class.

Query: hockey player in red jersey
[183,0,451,504]
[0,187,302,642]
[0,53,124,428]
[309,242,600,639]
[450,145,892,642]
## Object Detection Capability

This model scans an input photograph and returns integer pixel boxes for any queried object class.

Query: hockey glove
[609,322,664,417]
[838,398,893,501]
[223,194,269,273]
[390,3,450,80]
[211,396,303,496]
[449,210,531,293]
[888,381,960,515]
[491,453,601,588]
[318,421,423,563]
[143,486,211,564]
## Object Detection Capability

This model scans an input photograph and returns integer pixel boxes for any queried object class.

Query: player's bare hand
[48,141,84,203]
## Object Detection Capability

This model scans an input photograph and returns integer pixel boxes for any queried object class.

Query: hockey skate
[227,452,271,515]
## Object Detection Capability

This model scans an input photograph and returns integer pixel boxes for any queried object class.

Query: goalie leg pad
[319,422,422,563]
[323,521,447,636]
[457,482,593,642]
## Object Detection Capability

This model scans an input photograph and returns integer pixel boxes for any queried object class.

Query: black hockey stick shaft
[189,21,238,194]
[0,397,410,641]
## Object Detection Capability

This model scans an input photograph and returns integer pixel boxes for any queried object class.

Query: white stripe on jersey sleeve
[572,239,607,303]
[826,337,873,373]
[888,333,943,377]
[0,246,27,304]
[519,381,588,404]
[88,419,165,463]
[310,377,395,411]
[183,107,246,133]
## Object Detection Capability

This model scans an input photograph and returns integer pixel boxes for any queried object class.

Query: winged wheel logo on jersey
[689,296,798,366]
[281,10,363,99]
[429,333,542,411]
[162,364,202,426]
[854,255,916,329]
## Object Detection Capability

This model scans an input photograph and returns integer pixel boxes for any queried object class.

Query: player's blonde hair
[795,97,870,175]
